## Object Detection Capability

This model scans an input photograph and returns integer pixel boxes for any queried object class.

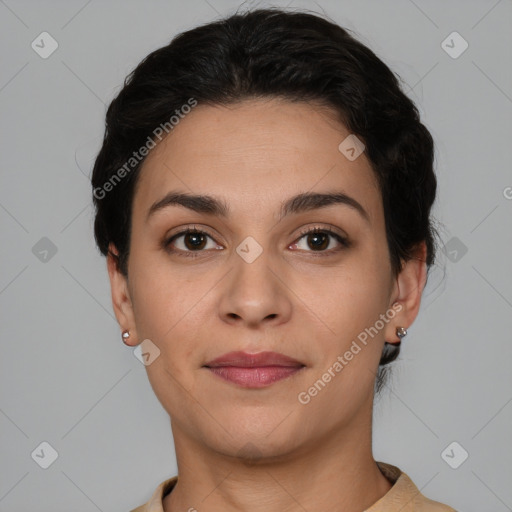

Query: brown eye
[291,227,349,253]
[165,228,220,256]
[182,231,208,250]
[305,231,330,251]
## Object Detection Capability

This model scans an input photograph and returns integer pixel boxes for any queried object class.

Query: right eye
[164,227,223,257]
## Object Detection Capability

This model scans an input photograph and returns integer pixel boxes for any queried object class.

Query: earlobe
[106,243,138,344]
[385,242,428,343]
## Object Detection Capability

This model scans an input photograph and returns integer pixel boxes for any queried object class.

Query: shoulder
[373,461,458,512]
[129,476,178,512]
[413,494,458,512]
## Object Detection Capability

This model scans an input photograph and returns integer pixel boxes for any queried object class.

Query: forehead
[133,98,381,223]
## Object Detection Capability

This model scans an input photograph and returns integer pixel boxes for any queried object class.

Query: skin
[107,98,427,511]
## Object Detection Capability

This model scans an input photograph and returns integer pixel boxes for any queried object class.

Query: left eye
[291,227,348,253]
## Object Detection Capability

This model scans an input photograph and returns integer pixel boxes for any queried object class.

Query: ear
[384,241,428,343]
[107,243,138,345]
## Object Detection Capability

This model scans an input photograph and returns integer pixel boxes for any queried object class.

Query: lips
[205,350,304,368]
[203,351,305,388]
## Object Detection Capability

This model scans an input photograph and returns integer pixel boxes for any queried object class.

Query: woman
[91,8,457,511]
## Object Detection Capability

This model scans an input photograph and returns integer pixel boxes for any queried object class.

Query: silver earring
[386,326,407,346]
[122,330,130,345]
[396,327,408,339]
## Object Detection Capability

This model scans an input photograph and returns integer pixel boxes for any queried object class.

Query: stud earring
[396,326,408,339]
[386,326,407,346]
[122,330,131,345]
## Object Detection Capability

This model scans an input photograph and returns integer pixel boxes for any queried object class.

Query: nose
[217,248,293,329]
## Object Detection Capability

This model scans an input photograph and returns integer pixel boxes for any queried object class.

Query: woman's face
[109,98,424,459]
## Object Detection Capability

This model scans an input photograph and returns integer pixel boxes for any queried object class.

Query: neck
[163,405,392,512]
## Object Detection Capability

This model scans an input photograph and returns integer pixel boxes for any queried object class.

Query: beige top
[130,461,457,512]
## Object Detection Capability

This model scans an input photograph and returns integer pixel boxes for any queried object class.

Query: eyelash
[163,225,350,258]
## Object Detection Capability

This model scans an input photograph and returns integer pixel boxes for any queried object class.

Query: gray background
[1,0,511,510]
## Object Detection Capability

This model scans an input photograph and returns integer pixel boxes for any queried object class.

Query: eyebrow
[146,190,370,224]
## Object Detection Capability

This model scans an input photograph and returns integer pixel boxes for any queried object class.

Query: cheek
[128,257,215,366]
[294,260,391,398]
[129,252,193,329]
[129,263,208,411]
[299,261,390,338]
[296,272,387,410]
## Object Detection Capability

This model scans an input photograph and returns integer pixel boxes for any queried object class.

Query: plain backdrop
[1,0,511,510]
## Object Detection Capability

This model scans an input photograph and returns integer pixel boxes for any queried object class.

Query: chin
[206,421,307,464]
[220,439,300,465]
